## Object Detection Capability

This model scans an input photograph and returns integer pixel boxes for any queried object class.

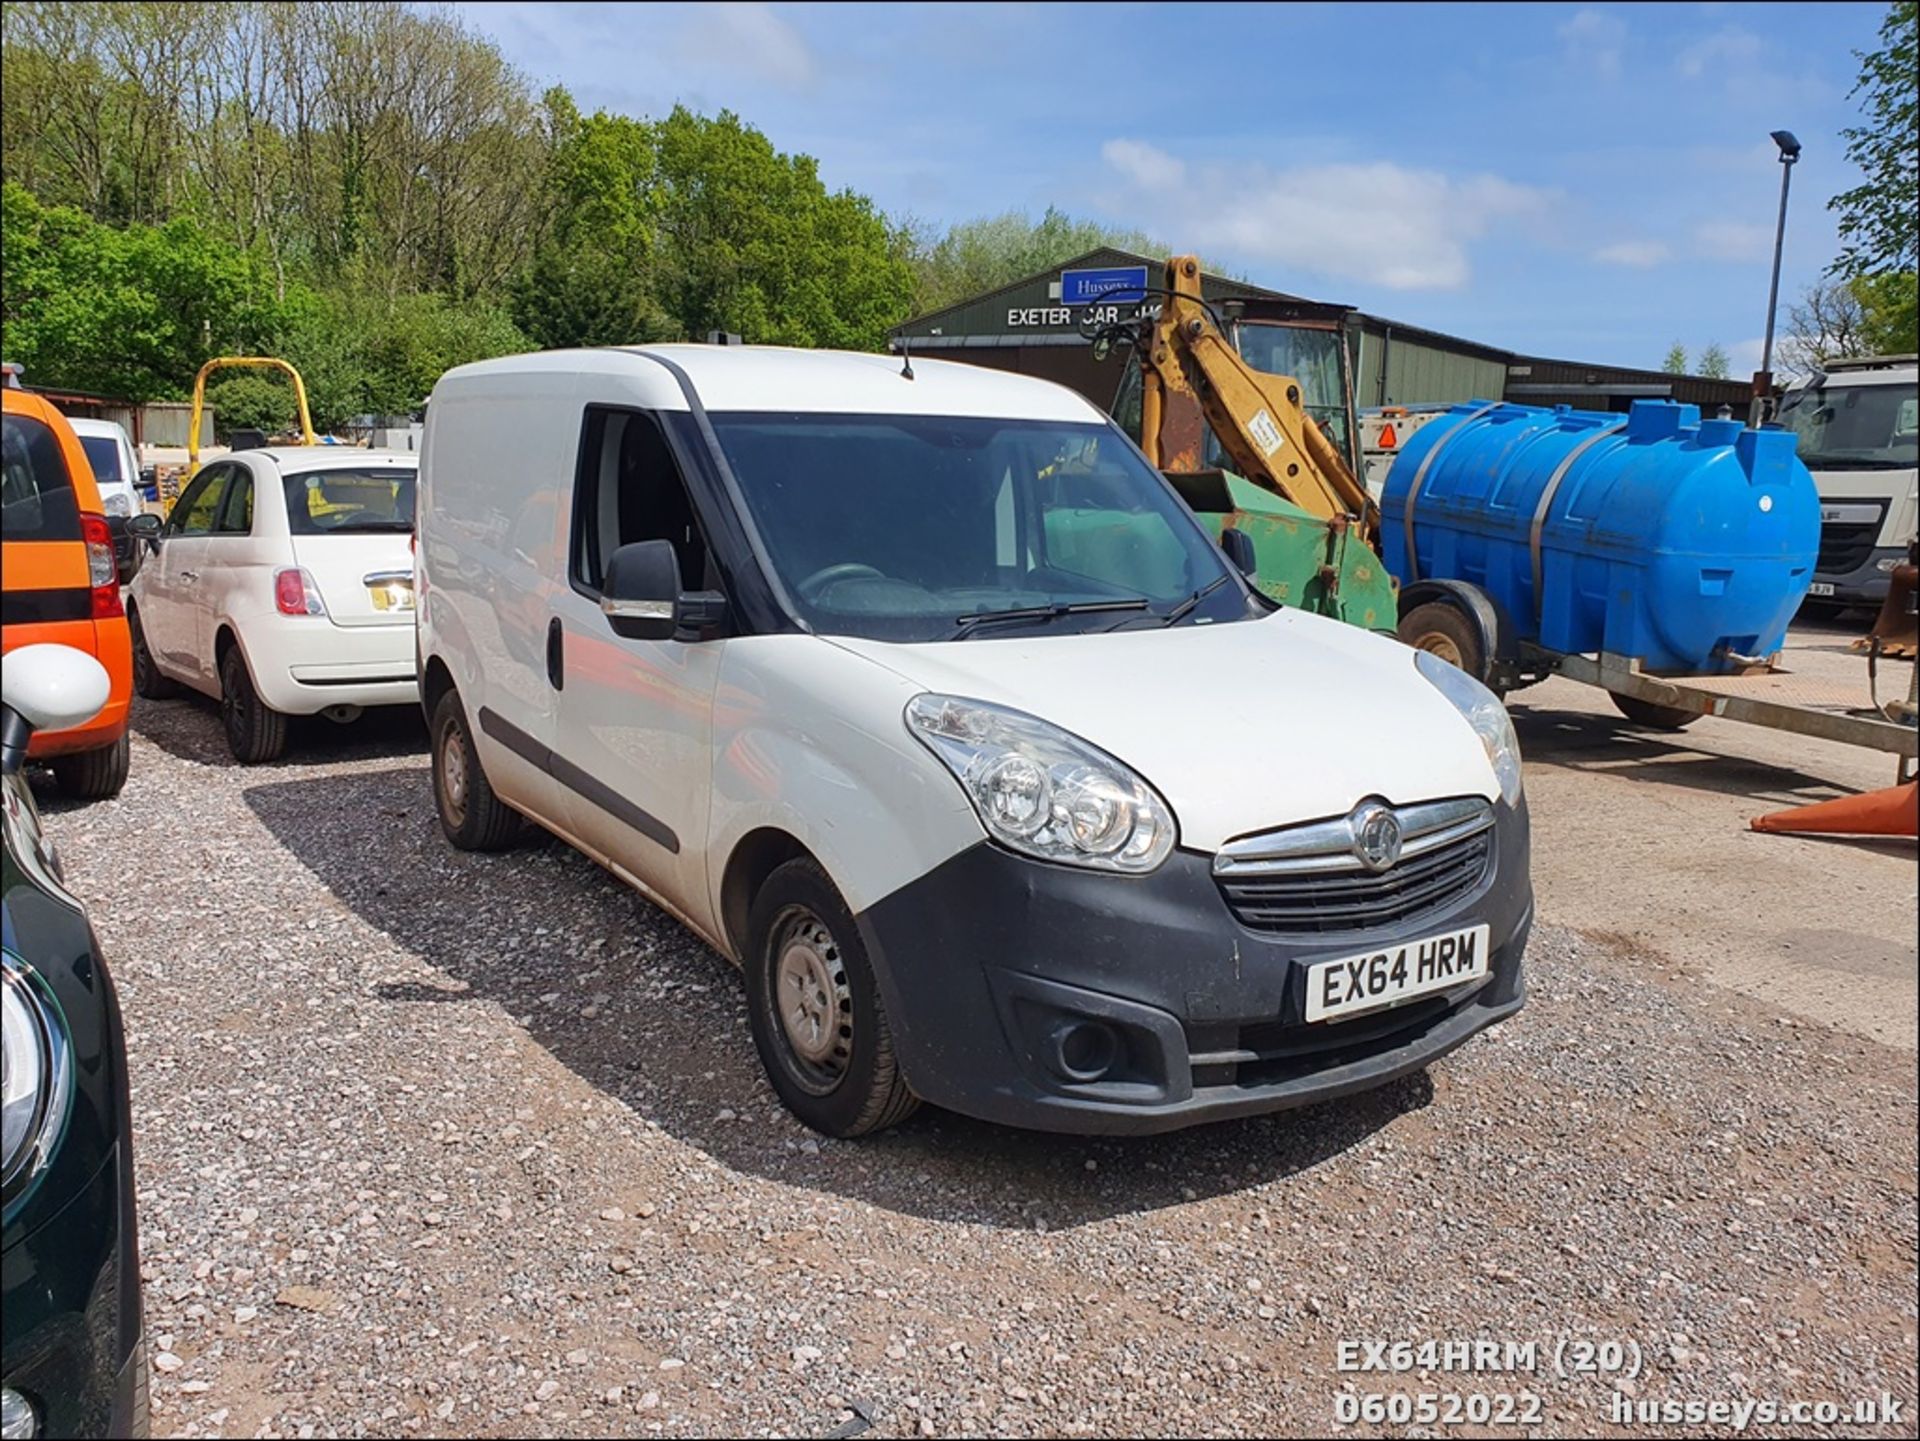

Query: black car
[2,644,146,1439]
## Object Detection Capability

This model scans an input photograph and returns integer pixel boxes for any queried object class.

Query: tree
[906,207,1170,314]
[1660,342,1688,374]
[1779,279,1869,374]
[0,180,287,401]
[1697,343,1730,380]
[1830,2,1918,277]
[1851,271,1919,357]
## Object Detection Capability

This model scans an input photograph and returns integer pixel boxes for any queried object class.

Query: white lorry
[1776,354,1919,607]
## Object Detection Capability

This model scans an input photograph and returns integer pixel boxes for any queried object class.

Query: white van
[416,346,1533,1137]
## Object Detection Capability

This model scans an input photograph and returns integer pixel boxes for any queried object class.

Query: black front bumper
[2,1145,146,1439]
[856,800,1531,1135]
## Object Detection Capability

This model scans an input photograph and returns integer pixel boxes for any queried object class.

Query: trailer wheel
[1609,692,1701,731]
[1397,601,1489,683]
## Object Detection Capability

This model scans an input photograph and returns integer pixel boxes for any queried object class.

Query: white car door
[196,457,279,672]
[141,464,231,685]
[548,406,723,923]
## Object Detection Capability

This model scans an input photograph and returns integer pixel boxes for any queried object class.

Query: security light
[1770,130,1801,161]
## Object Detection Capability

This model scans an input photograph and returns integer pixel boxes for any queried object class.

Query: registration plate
[1304,924,1491,1023]
[369,580,415,612]
[1806,582,1836,597]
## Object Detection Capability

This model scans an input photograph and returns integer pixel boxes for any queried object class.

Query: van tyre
[1397,600,1488,682]
[129,607,179,699]
[431,690,523,851]
[51,733,130,800]
[746,858,919,1138]
[220,645,288,763]
[1610,692,1701,731]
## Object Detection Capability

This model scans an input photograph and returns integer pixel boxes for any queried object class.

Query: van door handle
[546,617,565,691]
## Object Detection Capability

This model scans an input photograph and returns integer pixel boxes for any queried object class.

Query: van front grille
[1212,797,1494,937]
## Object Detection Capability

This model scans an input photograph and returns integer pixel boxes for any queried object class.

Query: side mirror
[1220,526,1258,578]
[601,540,727,642]
[1,644,111,774]
[127,513,163,552]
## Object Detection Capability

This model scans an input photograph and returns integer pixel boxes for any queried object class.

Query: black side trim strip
[477,705,680,855]
[294,674,416,687]
[1,586,94,624]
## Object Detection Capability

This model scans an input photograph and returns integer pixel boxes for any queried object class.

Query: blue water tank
[1380,399,1819,673]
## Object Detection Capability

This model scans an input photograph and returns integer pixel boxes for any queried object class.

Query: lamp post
[1753,129,1801,425]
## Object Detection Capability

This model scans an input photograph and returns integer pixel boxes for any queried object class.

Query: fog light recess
[1047,1019,1119,1083]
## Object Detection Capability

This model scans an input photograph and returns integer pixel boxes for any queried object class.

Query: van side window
[571,409,711,594]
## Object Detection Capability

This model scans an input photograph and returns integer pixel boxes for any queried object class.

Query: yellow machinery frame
[172,356,318,506]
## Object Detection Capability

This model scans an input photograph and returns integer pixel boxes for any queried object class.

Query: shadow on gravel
[127,693,429,768]
[1510,704,1865,806]
[243,764,1427,1229]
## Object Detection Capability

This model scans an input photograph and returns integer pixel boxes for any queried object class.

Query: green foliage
[1851,271,1919,356]
[906,207,1169,315]
[1697,343,1730,380]
[1660,342,1688,374]
[0,180,285,402]
[205,373,298,437]
[1830,2,1918,276]
[515,104,912,350]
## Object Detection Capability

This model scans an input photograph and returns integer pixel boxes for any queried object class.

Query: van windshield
[1778,381,1919,470]
[708,413,1252,642]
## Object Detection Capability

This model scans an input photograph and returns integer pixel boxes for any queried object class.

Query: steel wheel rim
[440,725,469,826]
[769,906,852,1094]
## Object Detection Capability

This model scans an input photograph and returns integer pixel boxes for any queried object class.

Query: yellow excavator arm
[1135,256,1379,543]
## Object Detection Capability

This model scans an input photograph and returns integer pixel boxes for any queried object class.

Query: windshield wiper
[953,597,1149,638]
[1157,573,1233,627]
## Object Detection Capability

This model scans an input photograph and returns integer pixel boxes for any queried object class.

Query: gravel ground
[34,695,1919,1440]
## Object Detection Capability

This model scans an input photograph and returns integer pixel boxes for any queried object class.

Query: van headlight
[2,957,71,1197]
[1415,650,1523,804]
[906,694,1177,872]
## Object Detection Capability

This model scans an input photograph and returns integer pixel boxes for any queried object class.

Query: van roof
[66,417,131,439]
[436,344,1103,422]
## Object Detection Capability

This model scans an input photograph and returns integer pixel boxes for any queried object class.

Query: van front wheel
[430,690,524,850]
[746,858,919,1138]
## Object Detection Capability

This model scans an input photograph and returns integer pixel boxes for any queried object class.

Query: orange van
[1,382,133,796]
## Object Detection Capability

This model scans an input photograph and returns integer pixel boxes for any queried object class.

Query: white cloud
[1692,219,1774,262]
[1726,337,1769,382]
[678,3,815,90]
[1098,139,1552,292]
[1593,240,1670,267]
[1558,9,1628,79]
[1100,138,1186,192]
[1676,24,1763,78]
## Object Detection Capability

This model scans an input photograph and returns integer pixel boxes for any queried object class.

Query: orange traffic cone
[1750,781,1919,837]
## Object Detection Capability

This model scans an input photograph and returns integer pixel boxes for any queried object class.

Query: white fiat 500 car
[417,347,1532,1137]
[126,447,419,761]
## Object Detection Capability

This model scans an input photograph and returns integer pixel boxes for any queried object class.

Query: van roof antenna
[899,335,914,381]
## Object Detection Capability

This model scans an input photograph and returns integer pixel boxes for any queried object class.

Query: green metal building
[889,246,1749,417]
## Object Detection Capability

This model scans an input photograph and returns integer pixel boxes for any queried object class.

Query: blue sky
[457,0,1890,375]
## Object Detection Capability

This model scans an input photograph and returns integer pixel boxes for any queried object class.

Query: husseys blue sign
[1059,265,1149,306]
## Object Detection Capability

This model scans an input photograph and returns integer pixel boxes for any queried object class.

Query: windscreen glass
[283,468,417,534]
[1779,382,1919,469]
[78,435,126,483]
[709,413,1250,642]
